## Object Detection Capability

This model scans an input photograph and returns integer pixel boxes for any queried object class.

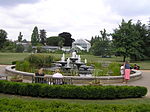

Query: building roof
[73,39,91,45]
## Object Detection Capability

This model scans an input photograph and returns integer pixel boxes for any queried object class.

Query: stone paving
[0,65,150,97]
[127,70,150,97]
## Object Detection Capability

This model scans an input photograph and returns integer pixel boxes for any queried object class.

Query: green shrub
[25,54,53,68]
[91,62,120,76]
[15,60,35,72]
[1,97,150,112]
[108,63,120,76]
[12,60,19,65]
[15,54,54,73]
[0,80,147,99]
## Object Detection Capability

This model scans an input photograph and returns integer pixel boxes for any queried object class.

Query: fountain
[75,55,84,70]
[61,53,65,62]
[56,52,93,76]
[58,53,67,67]
[70,51,78,63]
[64,58,71,71]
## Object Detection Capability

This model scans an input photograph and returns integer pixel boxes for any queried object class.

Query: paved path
[0,65,150,97]
[0,65,7,75]
[127,70,150,97]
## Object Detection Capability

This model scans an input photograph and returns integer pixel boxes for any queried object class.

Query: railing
[33,76,73,85]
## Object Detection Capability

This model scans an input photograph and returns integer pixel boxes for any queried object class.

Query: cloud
[104,0,150,17]
[0,0,40,7]
[0,0,149,41]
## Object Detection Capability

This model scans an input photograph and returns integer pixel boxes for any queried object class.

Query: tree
[46,36,64,47]
[18,32,23,42]
[90,29,111,56]
[58,39,64,49]
[2,40,16,52]
[31,26,40,46]
[16,44,24,53]
[58,32,74,46]
[146,29,150,58]
[39,29,47,45]
[0,29,7,49]
[112,19,142,62]
[134,20,150,59]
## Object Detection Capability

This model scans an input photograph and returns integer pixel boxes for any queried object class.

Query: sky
[0,0,150,41]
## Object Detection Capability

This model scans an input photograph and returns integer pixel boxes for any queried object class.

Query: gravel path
[127,70,150,97]
[0,65,150,97]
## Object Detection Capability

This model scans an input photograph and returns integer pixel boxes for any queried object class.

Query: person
[35,68,45,76]
[35,68,45,83]
[52,69,63,85]
[123,61,131,84]
[133,64,140,70]
[120,64,124,76]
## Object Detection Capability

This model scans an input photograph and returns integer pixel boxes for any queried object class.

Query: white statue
[72,51,76,58]
[84,59,87,64]
[35,49,37,53]
[61,53,65,62]
[67,58,70,67]
[77,55,81,63]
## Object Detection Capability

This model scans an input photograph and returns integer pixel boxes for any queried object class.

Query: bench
[33,76,73,85]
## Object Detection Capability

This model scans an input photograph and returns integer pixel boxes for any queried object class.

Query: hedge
[0,80,147,99]
[1,98,150,112]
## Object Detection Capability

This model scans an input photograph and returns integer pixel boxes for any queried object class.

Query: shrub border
[0,80,147,99]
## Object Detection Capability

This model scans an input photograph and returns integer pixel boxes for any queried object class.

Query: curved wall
[5,65,142,84]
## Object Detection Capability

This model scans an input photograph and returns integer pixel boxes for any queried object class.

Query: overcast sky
[0,0,150,41]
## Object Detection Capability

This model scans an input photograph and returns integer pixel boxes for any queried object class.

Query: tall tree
[90,29,111,56]
[40,29,47,45]
[0,29,7,49]
[146,28,150,58]
[137,20,150,58]
[58,32,74,46]
[18,32,23,42]
[31,26,40,46]
[112,19,142,62]
[131,20,148,60]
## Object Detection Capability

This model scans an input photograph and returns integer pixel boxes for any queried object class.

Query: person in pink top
[123,61,131,84]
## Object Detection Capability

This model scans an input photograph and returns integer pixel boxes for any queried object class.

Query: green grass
[0,53,30,65]
[0,53,149,69]
[0,93,150,105]
[1,95,150,112]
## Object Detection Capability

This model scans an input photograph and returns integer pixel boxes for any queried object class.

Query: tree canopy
[0,29,7,49]
[40,29,47,46]
[31,26,40,46]
[90,29,112,57]
[112,19,149,61]
[58,32,74,46]
[18,32,23,42]
[46,36,64,47]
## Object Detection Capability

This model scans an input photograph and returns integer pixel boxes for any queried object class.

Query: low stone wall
[5,65,142,84]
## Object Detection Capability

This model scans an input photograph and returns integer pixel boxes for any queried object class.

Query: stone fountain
[58,53,67,67]
[57,52,93,76]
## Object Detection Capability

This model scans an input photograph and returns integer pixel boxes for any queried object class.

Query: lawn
[1,95,150,112]
[0,93,150,105]
[0,52,149,69]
